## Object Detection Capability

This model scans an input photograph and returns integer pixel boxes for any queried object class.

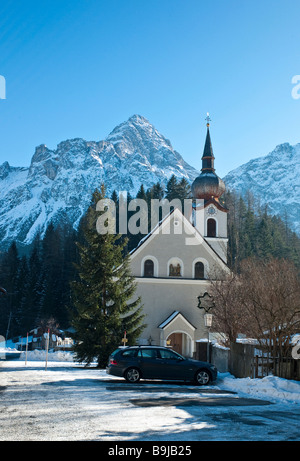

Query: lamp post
[204,313,213,363]
[197,292,215,363]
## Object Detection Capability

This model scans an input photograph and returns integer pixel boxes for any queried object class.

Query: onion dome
[191,115,225,200]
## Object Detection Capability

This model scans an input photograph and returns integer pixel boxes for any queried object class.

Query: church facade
[129,119,230,357]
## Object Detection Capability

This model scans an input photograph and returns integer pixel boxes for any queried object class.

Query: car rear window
[110,349,120,356]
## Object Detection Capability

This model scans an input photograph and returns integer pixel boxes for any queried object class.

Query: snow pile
[0,347,19,352]
[219,373,300,404]
[20,349,74,362]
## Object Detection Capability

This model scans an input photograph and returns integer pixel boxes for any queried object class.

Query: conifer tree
[24,236,44,330]
[176,177,191,200]
[165,175,179,201]
[0,242,20,338]
[71,185,145,367]
[165,175,191,202]
[136,184,147,201]
[149,182,165,200]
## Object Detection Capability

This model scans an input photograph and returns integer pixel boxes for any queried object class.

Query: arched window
[207,218,216,237]
[168,257,183,277]
[169,263,181,277]
[194,262,205,279]
[144,259,154,277]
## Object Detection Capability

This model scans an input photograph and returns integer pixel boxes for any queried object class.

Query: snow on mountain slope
[224,142,300,235]
[0,115,199,249]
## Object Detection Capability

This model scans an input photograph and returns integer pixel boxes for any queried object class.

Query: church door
[168,333,183,355]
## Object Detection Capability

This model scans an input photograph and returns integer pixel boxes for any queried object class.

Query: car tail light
[110,359,117,365]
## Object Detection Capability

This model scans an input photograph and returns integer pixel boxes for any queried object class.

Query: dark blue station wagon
[106,346,217,385]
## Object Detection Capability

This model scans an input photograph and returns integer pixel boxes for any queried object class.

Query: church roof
[158,310,197,330]
[191,117,226,200]
[129,207,230,270]
[199,196,229,213]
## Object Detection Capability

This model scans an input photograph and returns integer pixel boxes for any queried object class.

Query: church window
[167,257,183,277]
[194,261,205,279]
[207,218,216,237]
[144,259,154,277]
[169,263,182,277]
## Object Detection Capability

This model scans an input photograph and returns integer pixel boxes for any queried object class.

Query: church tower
[191,115,228,262]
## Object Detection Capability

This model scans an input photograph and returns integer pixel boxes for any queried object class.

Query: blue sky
[0,0,300,178]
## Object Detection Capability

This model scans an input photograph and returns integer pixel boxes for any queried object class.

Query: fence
[230,342,300,381]
[194,341,300,380]
[194,341,229,373]
[251,354,300,381]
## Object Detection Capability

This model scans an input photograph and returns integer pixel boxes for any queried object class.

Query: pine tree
[0,242,20,338]
[165,175,191,204]
[39,223,63,323]
[24,236,44,330]
[176,177,191,200]
[136,184,147,201]
[149,182,165,201]
[71,185,145,367]
[165,175,179,201]
[13,256,29,335]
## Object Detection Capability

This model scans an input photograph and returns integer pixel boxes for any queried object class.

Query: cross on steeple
[205,112,211,127]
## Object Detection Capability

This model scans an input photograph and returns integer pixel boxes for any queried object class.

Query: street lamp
[204,313,213,363]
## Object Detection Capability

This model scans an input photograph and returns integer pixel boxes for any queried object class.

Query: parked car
[106,346,217,385]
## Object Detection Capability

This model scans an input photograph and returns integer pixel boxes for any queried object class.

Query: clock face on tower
[207,206,217,216]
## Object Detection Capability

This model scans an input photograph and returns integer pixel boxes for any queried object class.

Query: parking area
[0,360,299,441]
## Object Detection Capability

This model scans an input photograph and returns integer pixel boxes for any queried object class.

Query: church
[129,117,230,357]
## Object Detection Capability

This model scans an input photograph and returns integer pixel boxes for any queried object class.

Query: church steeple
[191,114,229,262]
[191,114,225,201]
[201,116,215,173]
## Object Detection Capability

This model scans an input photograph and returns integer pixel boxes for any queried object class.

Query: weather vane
[205,112,211,127]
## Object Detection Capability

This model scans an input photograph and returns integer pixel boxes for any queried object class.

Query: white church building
[129,119,230,357]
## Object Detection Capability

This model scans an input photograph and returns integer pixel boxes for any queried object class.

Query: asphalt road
[0,364,299,441]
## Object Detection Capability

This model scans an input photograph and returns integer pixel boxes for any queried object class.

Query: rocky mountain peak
[0,115,198,250]
[224,142,300,235]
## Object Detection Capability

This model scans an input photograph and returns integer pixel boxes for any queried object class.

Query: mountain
[224,142,300,235]
[1,114,299,251]
[0,115,199,250]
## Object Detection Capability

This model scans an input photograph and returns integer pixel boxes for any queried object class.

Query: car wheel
[194,369,211,385]
[124,367,141,383]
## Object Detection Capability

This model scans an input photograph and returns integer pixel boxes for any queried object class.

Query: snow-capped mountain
[0,115,199,249]
[224,142,300,235]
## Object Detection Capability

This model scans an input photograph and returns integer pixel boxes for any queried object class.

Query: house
[129,117,230,357]
[29,326,73,351]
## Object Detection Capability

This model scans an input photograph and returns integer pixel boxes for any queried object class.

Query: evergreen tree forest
[0,174,299,341]
[71,186,145,367]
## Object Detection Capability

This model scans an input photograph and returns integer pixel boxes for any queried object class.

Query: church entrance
[167,332,193,357]
[168,332,183,355]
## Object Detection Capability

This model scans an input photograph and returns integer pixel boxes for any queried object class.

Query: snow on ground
[9,349,300,404]
[219,373,300,405]
[0,351,299,441]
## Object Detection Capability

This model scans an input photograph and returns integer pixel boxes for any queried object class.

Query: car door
[157,349,187,379]
[138,348,165,379]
